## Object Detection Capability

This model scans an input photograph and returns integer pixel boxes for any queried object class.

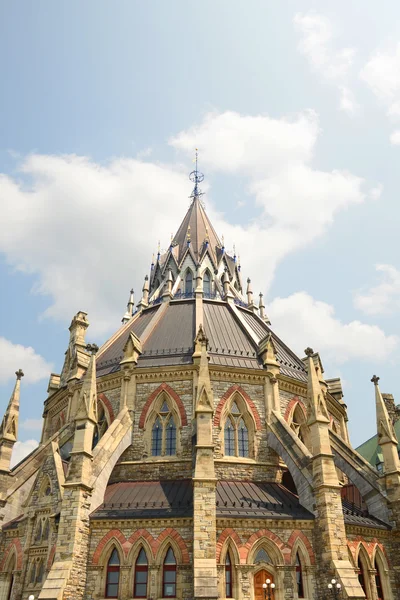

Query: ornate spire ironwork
[189,148,205,206]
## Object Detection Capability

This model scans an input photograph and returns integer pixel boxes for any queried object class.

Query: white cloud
[390,130,400,145]
[20,418,43,432]
[354,264,400,316]
[0,337,52,384]
[294,12,358,114]
[268,292,398,364]
[360,42,400,141]
[0,111,377,337]
[172,110,373,290]
[11,439,39,468]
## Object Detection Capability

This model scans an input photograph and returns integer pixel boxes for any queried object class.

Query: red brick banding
[127,529,157,559]
[0,538,23,571]
[92,527,190,565]
[216,528,242,563]
[156,527,190,564]
[92,529,129,565]
[287,530,316,565]
[98,392,115,424]
[242,528,288,564]
[284,397,307,423]
[214,384,262,430]
[139,383,188,429]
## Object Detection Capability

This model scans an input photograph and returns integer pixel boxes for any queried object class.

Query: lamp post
[327,578,341,598]
[28,596,35,600]
[262,578,275,599]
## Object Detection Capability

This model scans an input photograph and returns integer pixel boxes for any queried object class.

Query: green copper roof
[356,419,400,467]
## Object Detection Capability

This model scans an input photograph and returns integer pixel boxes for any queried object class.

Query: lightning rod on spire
[189,148,205,207]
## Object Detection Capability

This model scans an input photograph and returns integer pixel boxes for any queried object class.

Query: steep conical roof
[172,197,221,264]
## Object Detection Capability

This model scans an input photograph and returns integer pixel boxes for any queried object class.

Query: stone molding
[213,384,262,430]
[138,382,188,429]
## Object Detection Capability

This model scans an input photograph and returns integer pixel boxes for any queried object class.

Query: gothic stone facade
[0,195,399,600]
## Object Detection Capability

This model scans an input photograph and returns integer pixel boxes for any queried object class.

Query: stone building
[0,166,400,600]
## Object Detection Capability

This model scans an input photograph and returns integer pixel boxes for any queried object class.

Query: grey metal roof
[342,499,390,530]
[216,481,314,520]
[97,306,161,375]
[204,302,262,370]
[238,309,307,382]
[91,480,193,520]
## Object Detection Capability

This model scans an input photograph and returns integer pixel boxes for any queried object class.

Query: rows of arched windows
[356,547,389,600]
[105,546,177,599]
[33,517,50,545]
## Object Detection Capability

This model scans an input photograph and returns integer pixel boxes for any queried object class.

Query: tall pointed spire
[372,375,400,473]
[0,369,24,471]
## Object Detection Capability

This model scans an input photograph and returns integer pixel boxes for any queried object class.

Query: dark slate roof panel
[143,301,195,356]
[204,302,262,370]
[97,306,161,375]
[216,481,314,520]
[238,309,307,382]
[91,480,193,519]
[342,499,390,530]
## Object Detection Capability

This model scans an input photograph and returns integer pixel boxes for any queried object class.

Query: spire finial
[189,148,205,205]
[371,375,380,386]
[15,369,24,380]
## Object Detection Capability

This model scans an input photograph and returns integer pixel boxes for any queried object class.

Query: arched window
[290,404,311,450]
[43,518,50,541]
[151,401,176,457]
[295,552,304,598]
[358,556,366,594]
[223,400,249,458]
[93,401,109,449]
[36,560,44,583]
[375,557,385,600]
[6,555,15,600]
[34,519,42,544]
[163,547,177,598]
[203,271,211,296]
[225,553,233,598]
[29,561,36,584]
[134,548,148,598]
[255,548,272,564]
[185,271,193,295]
[105,548,120,599]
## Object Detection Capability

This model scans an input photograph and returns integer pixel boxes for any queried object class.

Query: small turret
[258,293,271,324]
[246,278,254,306]
[137,275,150,310]
[122,289,135,324]
[222,269,230,296]
[162,268,173,300]
[60,312,90,386]
[0,369,23,472]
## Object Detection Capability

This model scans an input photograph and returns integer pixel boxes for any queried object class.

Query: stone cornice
[216,517,315,529]
[90,517,193,528]
[210,366,266,384]
[345,524,391,538]
[277,375,307,396]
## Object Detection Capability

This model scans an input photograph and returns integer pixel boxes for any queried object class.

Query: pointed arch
[139,383,187,429]
[356,543,372,598]
[156,528,190,565]
[202,268,212,296]
[374,545,391,600]
[287,530,315,565]
[284,397,307,423]
[285,398,311,451]
[133,546,149,598]
[105,546,121,599]
[184,268,194,295]
[216,529,242,565]
[214,385,262,430]
[127,529,156,563]
[92,529,129,566]
[0,539,23,572]
[39,474,52,499]
[98,393,115,424]
[244,529,287,565]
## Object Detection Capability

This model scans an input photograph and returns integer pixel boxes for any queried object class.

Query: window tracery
[92,400,109,449]
[223,399,252,458]
[254,548,272,564]
[150,398,177,457]
[290,403,311,450]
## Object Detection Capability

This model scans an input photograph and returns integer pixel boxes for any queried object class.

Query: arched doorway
[254,569,274,600]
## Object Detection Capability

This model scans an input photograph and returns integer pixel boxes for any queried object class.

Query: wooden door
[254,569,275,600]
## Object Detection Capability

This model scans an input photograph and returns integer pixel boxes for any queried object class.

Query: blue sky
[1,1,400,461]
